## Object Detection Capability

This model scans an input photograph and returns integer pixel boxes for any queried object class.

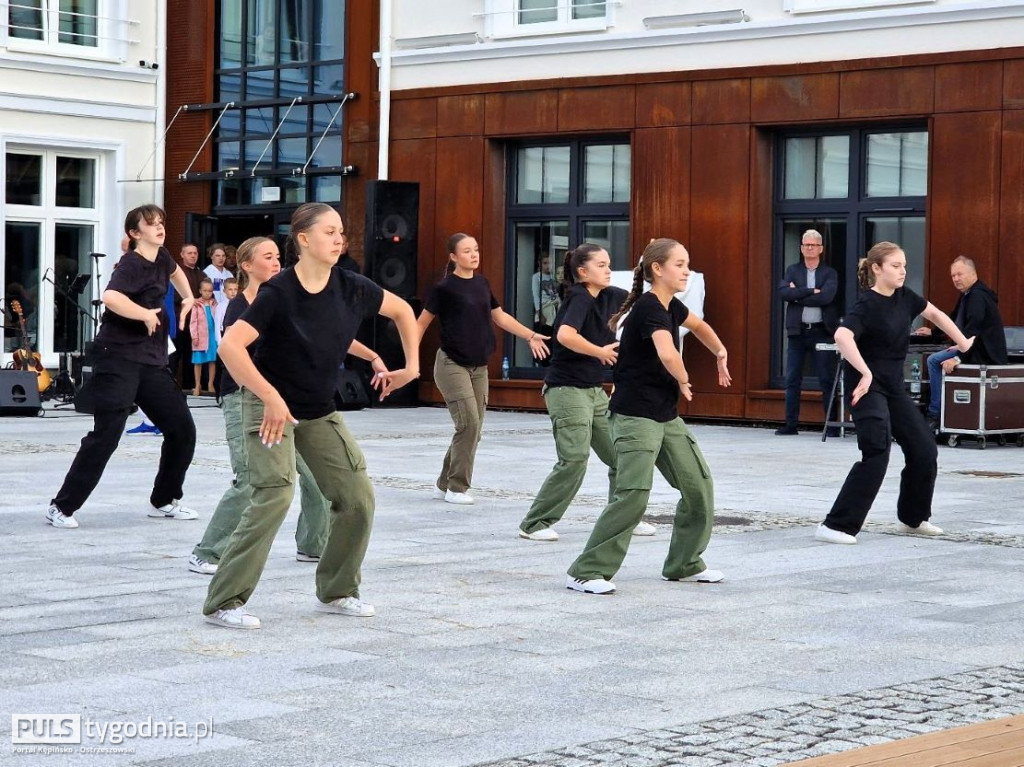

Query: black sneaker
[774,425,798,436]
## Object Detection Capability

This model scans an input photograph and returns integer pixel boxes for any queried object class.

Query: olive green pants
[519,385,615,534]
[433,349,488,494]
[203,391,375,614]
[192,391,328,564]
[567,414,714,582]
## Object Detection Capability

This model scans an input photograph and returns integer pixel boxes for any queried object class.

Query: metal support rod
[178,102,235,180]
[299,92,353,175]
[134,104,185,182]
[251,96,302,176]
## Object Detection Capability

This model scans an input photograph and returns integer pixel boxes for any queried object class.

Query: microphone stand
[41,273,97,402]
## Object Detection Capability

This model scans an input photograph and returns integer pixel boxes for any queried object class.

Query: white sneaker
[664,568,725,583]
[148,500,198,520]
[519,527,559,541]
[204,607,260,630]
[633,521,656,536]
[45,504,79,529]
[815,523,858,545]
[431,487,446,500]
[444,489,474,505]
[318,596,375,617]
[296,551,320,562]
[187,554,217,575]
[565,575,616,594]
[897,520,944,536]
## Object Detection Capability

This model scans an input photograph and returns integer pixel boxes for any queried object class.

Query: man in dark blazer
[776,229,840,435]
[913,255,1007,427]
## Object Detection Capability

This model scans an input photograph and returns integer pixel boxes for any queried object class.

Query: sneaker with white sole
[897,520,944,536]
[318,596,375,617]
[633,521,656,536]
[431,487,446,500]
[519,527,559,541]
[815,523,858,545]
[296,551,320,562]
[45,503,79,529]
[444,489,474,505]
[187,554,217,575]
[565,575,616,594]
[664,568,725,583]
[205,607,260,630]
[148,500,198,520]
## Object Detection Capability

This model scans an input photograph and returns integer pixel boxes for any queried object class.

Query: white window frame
[483,0,615,39]
[1,0,130,61]
[2,142,116,366]
[783,0,936,13]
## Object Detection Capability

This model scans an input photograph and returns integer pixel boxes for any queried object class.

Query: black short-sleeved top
[610,291,690,422]
[94,247,177,366]
[545,284,628,389]
[425,273,499,367]
[839,286,927,395]
[241,266,384,419]
[218,294,251,397]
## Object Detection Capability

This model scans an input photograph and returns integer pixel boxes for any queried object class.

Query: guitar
[10,300,52,393]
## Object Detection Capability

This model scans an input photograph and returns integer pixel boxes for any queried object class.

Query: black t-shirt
[545,284,627,389]
[218,294,251,397]
[241,266,384,419]
[425,273,499,366]
[94,247,177,366]
[610,291,690,422]
[839,286,927,395]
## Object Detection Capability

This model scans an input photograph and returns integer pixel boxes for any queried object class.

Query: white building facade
[1,0,166,368]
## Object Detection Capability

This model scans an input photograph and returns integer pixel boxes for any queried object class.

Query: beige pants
[433,349,488,494]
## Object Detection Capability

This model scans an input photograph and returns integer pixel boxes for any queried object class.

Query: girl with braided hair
[565,238,732,594]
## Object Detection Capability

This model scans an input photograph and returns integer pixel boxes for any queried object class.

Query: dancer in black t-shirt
[47,205,198,528]
[566,238,732,595]
[417,233,549,506]
[203,203,419,630]
[518,243,636,541]
[817,241,974,545]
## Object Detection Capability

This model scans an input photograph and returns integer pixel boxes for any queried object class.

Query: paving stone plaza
[1,403,1022,767]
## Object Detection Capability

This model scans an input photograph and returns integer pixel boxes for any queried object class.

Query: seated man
[913,255,1007,428]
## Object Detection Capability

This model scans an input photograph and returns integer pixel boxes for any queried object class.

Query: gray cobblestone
[477,664,1024,767]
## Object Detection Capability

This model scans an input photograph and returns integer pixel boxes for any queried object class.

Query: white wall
[384,0,1024,90]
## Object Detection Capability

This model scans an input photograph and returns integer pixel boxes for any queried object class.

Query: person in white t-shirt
[203,243,233,305]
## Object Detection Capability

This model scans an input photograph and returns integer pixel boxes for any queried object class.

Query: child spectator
[204,243,233,305]
[190,278,218,396]
[214,277,238,340]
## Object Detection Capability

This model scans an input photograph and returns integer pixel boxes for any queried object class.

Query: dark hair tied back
[560,243,604,300]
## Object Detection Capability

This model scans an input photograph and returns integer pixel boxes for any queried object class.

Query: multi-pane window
[485,0,612,38]
[3,149,101,360]
[506,139,630,374]
[6,0,106,49]
[215,0,346,208]
[772,127,928,386]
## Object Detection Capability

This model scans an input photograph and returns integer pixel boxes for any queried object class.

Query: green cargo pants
[192,391,328,564]
[567,413,714,582]
[519,385,615,534]
[203,391,375,614]
[433,349,488,494]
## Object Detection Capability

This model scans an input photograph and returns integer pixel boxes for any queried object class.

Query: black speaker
[365,180,419,298]
[355,297,420,407]
[334,368,370,411]
[0,370,42,416]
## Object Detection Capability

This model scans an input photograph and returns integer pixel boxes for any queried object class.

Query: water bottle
[501,356,510,381]
[910,359,922,399]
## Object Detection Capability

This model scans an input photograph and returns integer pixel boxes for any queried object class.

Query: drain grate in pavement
[951,470,1023,479]
[646,513,753,527]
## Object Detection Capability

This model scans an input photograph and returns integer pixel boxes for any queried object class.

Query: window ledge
[0,49,152,82]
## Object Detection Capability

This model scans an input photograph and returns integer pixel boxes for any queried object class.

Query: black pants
[171,316,195,389]
[52,350,196,515]
[824,389,937,536]
[783,326,835,425]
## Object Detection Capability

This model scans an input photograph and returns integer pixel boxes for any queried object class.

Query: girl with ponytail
[519,243,656,541]
[817,241,974,545]
[566,238,732,595]
[417,233,550,506]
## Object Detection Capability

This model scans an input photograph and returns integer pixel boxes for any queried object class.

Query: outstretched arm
[834,327,872,406]
[491,307,550,359]
[376,292,420,399]
[682,314,731,387]
[922,302,973,353]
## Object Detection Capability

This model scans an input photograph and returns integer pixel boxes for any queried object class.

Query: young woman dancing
[816,241,973,545]
[565,238,731,594]
[203,204,418,629]
[518,243,658,540]
[47,205,197,528]
[417,233,549,505]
